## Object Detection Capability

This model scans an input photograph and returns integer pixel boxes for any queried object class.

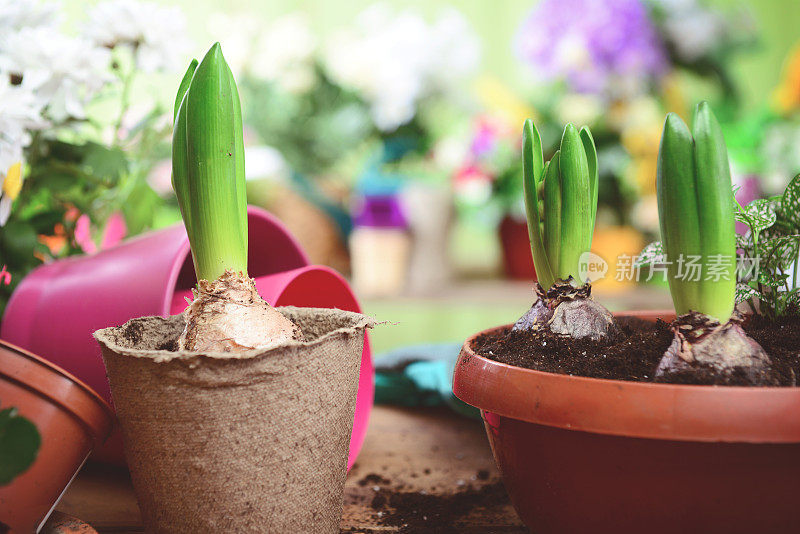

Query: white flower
[425,9,481,93]
[84,0,188,73]
[0,79,47,148]
[1,26,111,121]
[210,12,317,93]
[208,13,262,76]
[324,4,480,132]
[244,145,289,182]
[0,0,58,34]
[0,79,46,226]
[249,14,317,94]
[652,0,725,62]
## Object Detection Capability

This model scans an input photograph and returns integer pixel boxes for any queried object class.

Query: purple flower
[515,0,668,96]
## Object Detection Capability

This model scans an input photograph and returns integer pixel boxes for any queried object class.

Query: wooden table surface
[56,406,527,533]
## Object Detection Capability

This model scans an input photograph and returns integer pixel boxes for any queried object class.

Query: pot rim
[453,310,800,444]
[0,340,115,446]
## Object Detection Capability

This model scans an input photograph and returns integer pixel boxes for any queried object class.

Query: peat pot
[453,311,800,534]
[95,307,371,534]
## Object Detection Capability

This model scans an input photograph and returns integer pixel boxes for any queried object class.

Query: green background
[62,0,800,354]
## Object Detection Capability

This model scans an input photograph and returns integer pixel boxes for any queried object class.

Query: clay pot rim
[0,339,115,446]
[453,310,800,444]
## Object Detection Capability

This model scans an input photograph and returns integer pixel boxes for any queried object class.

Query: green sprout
[655,102,736,322]
[172,43,248,282]
[522,119,598,290]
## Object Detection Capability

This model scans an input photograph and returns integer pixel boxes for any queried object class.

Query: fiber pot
[2,206,374,466]
[0,341,114,533]
[453,311,800,534]
[94,307,372,533]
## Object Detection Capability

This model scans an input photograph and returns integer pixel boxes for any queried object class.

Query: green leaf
[558,124,591,282]
[735,282,759,304]
[634,241,665,268]
[780,173,800,231]
[543,151,562,278]
[172,43,248,281]
[691,102,736,321]
[757,268,790,287]
[522,119,554,289]
[657,112,702,317]
[0,407,40,485]
[174,59,198,121]
[761,234,800,271]
[579,126,598,230]
[742,199,776,234]
[82,143,128,183]
[736,233,752,252]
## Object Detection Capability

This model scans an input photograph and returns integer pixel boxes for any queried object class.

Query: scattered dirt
[356,472,514,533]
[358,473,391,487]
[474,314,800,387]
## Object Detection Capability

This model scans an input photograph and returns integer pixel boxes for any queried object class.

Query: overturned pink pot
[1,206,373,467]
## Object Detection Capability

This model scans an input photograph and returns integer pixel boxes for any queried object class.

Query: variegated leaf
[736,233,752,252]
[735,282,759,304]
[634,241,665,267]
[780,174,800,231]
[761,234,800,270]
[742,198,776,233]
[757,268,790,287]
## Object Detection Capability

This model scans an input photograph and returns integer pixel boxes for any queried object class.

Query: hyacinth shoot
[657,102,736,322]
[522,119,598,290]
[171,43,300,353]
[172,43,248,282]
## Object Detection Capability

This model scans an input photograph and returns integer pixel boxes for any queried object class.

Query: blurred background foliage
[4,0,800,351]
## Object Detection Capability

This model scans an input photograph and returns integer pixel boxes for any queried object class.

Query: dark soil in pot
[474,314,800,386]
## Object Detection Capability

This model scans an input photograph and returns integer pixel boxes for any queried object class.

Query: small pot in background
[0,341,114,533]
[349,195,411,298]
[497,215,536,281]
[453,311,800,534]
[400,182,454,295]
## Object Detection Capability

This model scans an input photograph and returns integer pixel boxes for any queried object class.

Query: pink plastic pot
[1,206,372,468]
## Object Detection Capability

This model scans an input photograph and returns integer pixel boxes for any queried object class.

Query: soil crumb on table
[473,315,800,386]
[352,472,515,533]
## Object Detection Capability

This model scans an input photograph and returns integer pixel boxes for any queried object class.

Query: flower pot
[0,341,113,533]
[453,311,800,534]
[400,182,454,294]
[1,206,373,467]
[94,307,371,533]
[498,215,536,280]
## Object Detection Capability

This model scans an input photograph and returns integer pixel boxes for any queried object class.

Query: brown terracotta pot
[498,215,536,280]
[453,311,800,534]
[0,341,114,533]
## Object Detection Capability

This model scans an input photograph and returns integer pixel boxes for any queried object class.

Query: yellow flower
[474,76,537,130]
[773,43,800,113]
[2,162,23,200]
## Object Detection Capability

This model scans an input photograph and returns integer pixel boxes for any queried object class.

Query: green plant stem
[172,44,248,282]
[113,59,137,147]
